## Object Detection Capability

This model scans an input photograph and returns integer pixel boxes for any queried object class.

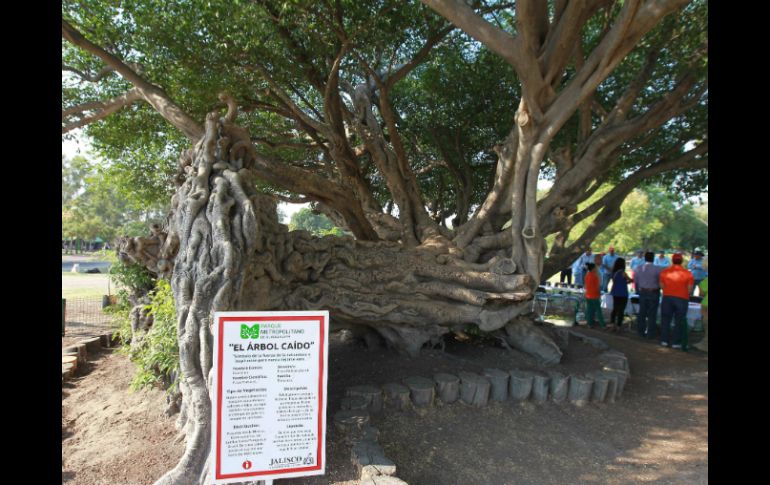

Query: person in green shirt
[693,258,708,352]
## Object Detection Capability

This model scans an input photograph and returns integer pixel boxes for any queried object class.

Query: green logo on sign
[240,324,260,339]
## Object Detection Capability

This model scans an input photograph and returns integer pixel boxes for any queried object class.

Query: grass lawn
[62,273,114,300]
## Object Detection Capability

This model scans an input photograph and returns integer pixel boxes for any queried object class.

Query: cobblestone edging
[62,333,119,382]
[334,330,630,485]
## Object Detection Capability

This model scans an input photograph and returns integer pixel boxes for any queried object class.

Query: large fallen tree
[62,1,707,483]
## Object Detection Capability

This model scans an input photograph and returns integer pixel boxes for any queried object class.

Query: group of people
[561,247,708,352]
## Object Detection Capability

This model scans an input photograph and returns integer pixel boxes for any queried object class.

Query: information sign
[211,311,329,484]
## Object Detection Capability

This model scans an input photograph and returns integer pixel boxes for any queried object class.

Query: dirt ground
[61,324,707,485]
[62,350,185,485]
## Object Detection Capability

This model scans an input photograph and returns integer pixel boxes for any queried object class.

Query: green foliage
[108,255,155,299]
[126,280,180,391]
[288,208,345,236]
[548,185,708,254]
[63,0,707,239]
[62,155,168,242]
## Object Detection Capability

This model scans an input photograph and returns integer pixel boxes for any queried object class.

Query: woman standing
[610,258,632,332]
[584,263,605,328]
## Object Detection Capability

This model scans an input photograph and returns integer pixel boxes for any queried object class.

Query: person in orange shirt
[659,253,694,349]
[583,263,605,328]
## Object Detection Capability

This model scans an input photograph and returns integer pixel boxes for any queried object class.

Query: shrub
[125,279,180,392]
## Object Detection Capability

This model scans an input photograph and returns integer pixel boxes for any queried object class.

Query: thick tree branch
[62,19,203,141]
[254,64,331,136]
[421,0,519,67]
[455,128,518,248]
[384,25,454,89]
[571,141,707,228]
[539,0,610,88]
[62,63,115,83]
[541,0,690,143]
[62,88,143,134]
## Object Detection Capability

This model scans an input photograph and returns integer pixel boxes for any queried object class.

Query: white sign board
[211,311,329,484]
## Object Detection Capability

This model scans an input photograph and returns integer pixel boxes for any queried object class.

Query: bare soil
[61,327,707,485]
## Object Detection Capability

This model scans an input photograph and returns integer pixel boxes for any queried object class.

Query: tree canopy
[62,1,707,273]
[549,185,707,257]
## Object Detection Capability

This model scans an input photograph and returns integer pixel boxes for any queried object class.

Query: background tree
[554,185,708,256]
[62,1,707,483]
[289,207,346,236]
[62,155,168,243]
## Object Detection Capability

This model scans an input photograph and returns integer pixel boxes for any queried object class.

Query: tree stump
[382,383,411,411]
[458,371,491,407]
[589,372,609,402]
[62,363,75,381]
[603,369,628,397]
[548,371,568,403]
[99,333,113,348]
[353,440,397,479]
[568,375,594,407]
[62,350,80,368]
[482,368,510,402]
[599,371,619,402]
[509,370,534,400]
[80,337,102,354]
[62,355,78,372]
[531,372,550,402]
[341,396,369,411]
[402,376,435,407]
[334,410,370,438]
[63,345,87,366]
[600,350,630,375]
[433,373,460,404]
[347,385,384,413]
[75,343,89,364]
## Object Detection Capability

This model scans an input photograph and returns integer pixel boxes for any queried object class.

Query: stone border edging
[62,332,120,383]
[333,330,629,484]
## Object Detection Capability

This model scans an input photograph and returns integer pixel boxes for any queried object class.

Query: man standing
[634,252,663,339]
[629,250,646,291]
[687,250,707,296]
[572,248,593,287]
[601,246,619,292]
[654,251,671,268]
[659,253,694,349]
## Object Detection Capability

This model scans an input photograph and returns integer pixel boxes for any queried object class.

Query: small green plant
[126,279,180,392]
[108,255,155,298]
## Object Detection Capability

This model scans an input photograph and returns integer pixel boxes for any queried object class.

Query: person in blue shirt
[571,248,593,286]
[654,251,671,268]
[609,257,632,332]
[687,250,707,295]
[629,250,645,291]
[601,247,619,292]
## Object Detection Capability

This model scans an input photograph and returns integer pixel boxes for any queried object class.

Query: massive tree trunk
[149,110,543,484]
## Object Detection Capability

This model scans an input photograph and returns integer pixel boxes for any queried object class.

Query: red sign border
[214,314,326,480]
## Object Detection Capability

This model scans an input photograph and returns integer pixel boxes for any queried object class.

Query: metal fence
[62,297,118,338]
